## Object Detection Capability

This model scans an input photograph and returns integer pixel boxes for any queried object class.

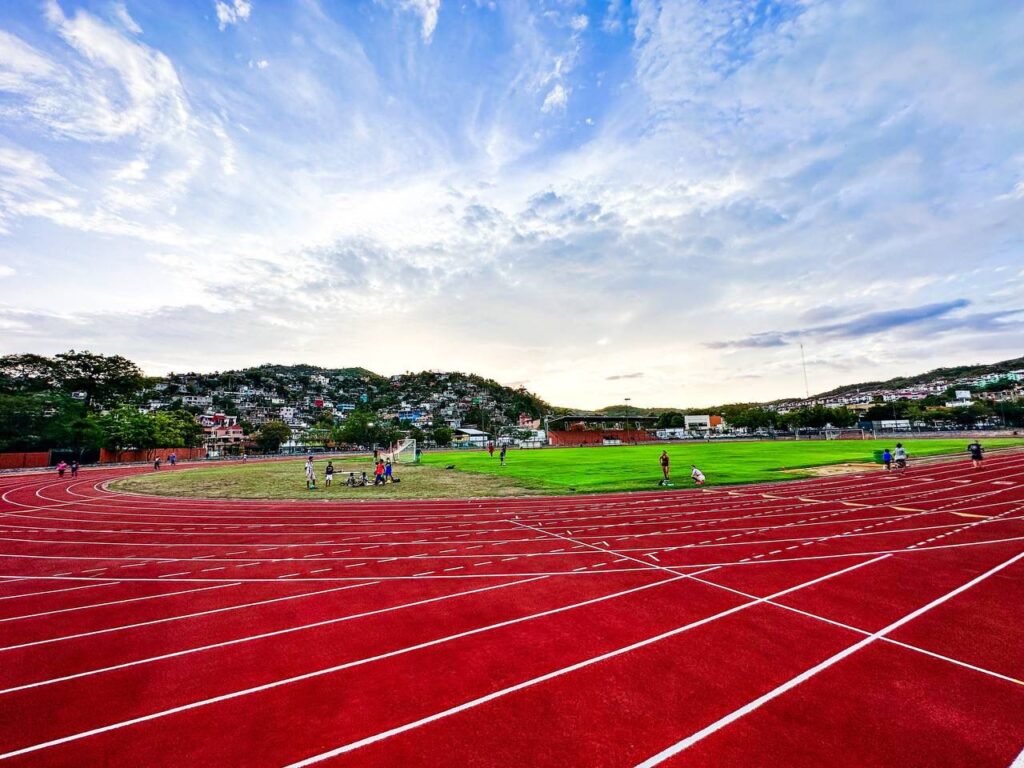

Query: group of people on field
[486,442,508,466]
[304,456,397,490]
[659,450,704,487]
[880,441,987,473]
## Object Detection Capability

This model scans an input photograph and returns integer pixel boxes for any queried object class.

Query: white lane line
[279,556,887,767]
[0,583,230,623]
[0,582,370,653]
[1009,745,1024,768]
[632,550,1024,767]
[157,572,191,579]
[277,573,301,579]
[0,579,542,695]
[0,572,710,759]
[0,582,117,602]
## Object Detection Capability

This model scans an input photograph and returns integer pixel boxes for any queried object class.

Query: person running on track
[153,457,161,471]
[893,443,908,472]
[70,460,79,478]
[882,448,892,471]
[660,451,670,483]
[56,461,67,478]
[324,461,334,487]
[967,440,984,469]
[690,465,706,485]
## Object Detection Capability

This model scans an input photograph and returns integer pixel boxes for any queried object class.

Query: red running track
[1,451,1023,767]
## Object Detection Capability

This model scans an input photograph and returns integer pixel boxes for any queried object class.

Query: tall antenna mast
[800,342,810,399]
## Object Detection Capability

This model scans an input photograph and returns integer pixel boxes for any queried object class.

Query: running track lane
[0,449,1022,766]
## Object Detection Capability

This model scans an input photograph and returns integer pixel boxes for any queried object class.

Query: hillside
[808,355,1024,400]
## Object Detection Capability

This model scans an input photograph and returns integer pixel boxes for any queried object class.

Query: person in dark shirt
[967,441,984,469]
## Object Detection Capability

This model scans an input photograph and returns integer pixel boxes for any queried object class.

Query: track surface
[1,452,1023,767]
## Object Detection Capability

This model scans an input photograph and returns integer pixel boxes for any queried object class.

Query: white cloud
[541,83,568,113]
[0,266,15,278]
[248,58,269,69]
[570,14,588,32]
[214,0,252,31]
[385,0,441,42]
[110,2,142,34]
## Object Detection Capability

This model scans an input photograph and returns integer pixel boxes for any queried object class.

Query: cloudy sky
[1,0,1022,408]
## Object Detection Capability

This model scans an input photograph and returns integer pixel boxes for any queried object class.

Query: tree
[254,420,292,453]
[432,426,453,447]
[52,351,144,410]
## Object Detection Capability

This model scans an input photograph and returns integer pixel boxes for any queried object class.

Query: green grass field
[112,438,1024,500]
[420,438,1024,493]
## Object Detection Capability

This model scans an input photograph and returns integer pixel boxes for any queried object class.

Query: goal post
[389,438,419,463]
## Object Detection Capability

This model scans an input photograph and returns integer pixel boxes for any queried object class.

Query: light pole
[624,397,631,443]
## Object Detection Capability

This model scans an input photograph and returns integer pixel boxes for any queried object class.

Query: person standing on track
[893,443,908,472]
[967,440,984,469]
[660,451,670,484]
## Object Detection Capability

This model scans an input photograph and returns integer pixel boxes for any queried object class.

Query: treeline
[654,404,861,431]
[0,351,202,453]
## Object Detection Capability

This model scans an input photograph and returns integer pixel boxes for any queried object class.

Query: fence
[98,447,207,464]
[547,429,654,447]
[0,452,50,470]
[0,446,207,470]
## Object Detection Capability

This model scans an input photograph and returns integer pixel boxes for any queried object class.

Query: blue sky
[1,0,1022,408]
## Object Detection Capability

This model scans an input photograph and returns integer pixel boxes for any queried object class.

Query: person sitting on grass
[690,465,706,485]
[346,472,357,487]
[360,471,369,486]
[324,461,335,487]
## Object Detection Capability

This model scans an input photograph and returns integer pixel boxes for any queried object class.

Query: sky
[0,0,1022,409]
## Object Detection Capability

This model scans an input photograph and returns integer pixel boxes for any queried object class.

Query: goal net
[824,428,866,440]
[389,438,419,463]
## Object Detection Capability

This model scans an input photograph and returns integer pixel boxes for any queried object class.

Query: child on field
[691,465,706,485]
[325,461,335,487]
[882,448,892,471]
[384,459,393,483]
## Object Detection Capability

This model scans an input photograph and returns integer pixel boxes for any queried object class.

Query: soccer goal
[824,428,866,440]
[389,438,419,463]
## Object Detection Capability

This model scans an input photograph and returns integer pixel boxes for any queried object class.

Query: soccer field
[421,438,1024,493]
[113,438,1024,500]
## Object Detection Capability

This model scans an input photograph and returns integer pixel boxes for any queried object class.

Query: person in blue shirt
[882,448,892,471]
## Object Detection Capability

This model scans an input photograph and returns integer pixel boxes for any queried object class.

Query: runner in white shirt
[691,465,706,485]
[305,457,316,490]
